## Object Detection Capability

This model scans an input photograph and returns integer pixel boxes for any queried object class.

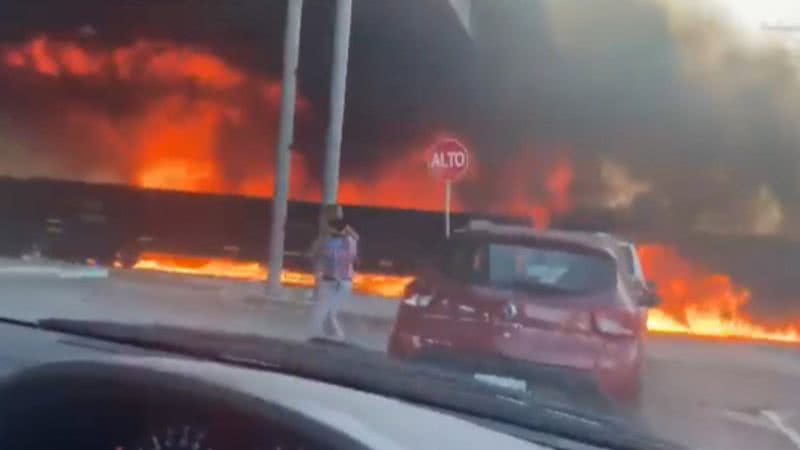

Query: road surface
[0,259,798,450]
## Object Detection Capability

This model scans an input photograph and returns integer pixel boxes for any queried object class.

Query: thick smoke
[0,0,799,235]
[459,0,800,237]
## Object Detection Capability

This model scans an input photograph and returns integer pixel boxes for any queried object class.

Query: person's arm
[306,236,322,260]
[343,225,359,241]
[348,235,360,269]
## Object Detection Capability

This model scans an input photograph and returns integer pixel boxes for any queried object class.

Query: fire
[4,36,246,86]
[125,247,800,344]
[639,244,800,343]
[130,96,230,193]
[499,149,574,229]
[238,139,465,212]
[5,36,796,343]
[2,35,575,222]
[15,36,800,344]
[130,252,414,299]
[1,35,300,196]
[337,141,466,212]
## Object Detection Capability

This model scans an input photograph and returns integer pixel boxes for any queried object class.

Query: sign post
[445,180,452,238]
[427,138,470,238]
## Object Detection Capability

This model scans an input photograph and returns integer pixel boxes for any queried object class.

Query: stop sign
[427,138,470,181]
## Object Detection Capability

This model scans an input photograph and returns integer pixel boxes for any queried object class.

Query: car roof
[453,222,619,259]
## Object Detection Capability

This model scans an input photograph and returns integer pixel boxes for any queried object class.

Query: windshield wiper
[3,317,685,450]
[503,280,576,295]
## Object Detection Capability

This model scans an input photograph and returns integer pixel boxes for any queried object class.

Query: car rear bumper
[396,342,613,408]
[389,329,641,405]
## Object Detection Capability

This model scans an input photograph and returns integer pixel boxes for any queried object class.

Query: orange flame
[337,142,466,212]
[1,35,304,196]
[131,251,414,299]
[5,35,246,86]
[639,244,800,343]
[2,35,573,222]
[238,139,466,212]
[499,150,574,229]
[126,247,800,345]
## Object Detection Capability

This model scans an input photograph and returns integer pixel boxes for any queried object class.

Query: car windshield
[488,243,616,295]
[448,240,617,295]
[1,1,800,450]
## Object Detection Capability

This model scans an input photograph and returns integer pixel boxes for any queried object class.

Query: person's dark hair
[328,218,347,233]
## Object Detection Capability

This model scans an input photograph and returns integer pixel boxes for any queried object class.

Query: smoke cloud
[457,0,800,236]
[0,0,799,236]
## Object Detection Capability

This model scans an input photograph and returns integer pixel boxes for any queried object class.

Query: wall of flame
[126,246,800,344]
[3,36,800,344]
[1,35,574,227]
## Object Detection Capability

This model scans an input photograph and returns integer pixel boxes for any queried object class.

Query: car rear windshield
[448,240,617,295]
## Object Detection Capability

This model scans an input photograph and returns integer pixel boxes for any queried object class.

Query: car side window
[620,246,636,277]
[447,240,488,284]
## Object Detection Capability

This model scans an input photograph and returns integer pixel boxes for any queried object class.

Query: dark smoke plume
[0,0,799,236]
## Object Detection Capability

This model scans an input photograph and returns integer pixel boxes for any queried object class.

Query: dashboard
[0,322,551,450]
[0,362,365,450]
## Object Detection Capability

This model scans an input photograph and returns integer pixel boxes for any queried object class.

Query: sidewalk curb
[0,265,109,278]
[109,269,399,326]
[242,295,312,308]
[238,290,396,329]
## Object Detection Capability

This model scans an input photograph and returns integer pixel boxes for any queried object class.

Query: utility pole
[307,0,352,306]
[761,21,800,65]
[266,0,304,298]
[320,0,353,212]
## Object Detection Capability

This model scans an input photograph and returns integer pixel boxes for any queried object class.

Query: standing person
[307,206,359,341]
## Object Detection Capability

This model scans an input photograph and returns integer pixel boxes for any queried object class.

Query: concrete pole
[320,0,353,211]
[266,0,303,297]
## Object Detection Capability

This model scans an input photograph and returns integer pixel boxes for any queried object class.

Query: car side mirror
[639,281,660,307]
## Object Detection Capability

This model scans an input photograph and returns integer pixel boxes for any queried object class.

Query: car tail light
[402,293,434,307]
[593,311,636,336]
[402,280,436,307]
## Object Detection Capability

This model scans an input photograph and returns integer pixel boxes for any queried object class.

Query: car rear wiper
[16,317,685,450]
[504,280,574,295]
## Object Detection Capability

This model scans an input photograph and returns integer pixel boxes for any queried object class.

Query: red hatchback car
[388,221,659,406]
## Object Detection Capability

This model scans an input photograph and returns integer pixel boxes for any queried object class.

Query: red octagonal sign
[427,138,471,182]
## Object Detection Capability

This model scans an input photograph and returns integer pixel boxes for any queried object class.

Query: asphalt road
[0,261,799,450]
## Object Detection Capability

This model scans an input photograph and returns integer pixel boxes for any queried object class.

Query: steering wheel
[0,361,373,450]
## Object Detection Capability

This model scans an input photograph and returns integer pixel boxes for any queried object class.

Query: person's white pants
[307,279,352,340]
